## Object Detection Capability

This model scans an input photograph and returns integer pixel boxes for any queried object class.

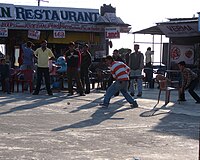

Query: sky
[1,0,200,62]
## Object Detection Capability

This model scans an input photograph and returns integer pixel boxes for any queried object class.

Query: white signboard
[158,23,200,37]
[105,27,120,39]
[0,3,99,23]
[170,45,194,64]
[0,28,8,37]
[28,30,40,40]
[53,30,65,38]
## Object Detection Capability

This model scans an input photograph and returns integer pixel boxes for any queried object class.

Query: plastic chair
[14,69,35,93]
[156,74,179,105]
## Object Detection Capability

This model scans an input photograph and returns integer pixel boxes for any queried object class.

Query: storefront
[132,17,200,70]
[0,3,130,67]
[157,17,200,70]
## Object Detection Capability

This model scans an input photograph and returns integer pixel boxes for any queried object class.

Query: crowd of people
[0,41,200,108]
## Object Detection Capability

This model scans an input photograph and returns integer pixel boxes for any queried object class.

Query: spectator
[21,41,35,90]
[125,49,131,65]
[80,44,92,94]
[20,41,35,70]
[64,42,85,96]
[129,44,144,97]
[32,40,55,96]
[0,58,11,94]
[145,47,154,67]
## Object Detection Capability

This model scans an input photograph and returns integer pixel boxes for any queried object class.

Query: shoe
[137,93,142,97]
[85,91,90,94]
[79,93,86,96]
[177,99,186,102]
[196,101,200,104]
[48,93,53,96]
[7,92,11,94]
[32,92,39,95]
[130,92,135,96]
[99,103,108,109]
[131,102,138,108]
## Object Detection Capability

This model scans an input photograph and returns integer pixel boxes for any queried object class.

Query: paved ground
[0,87,200,160]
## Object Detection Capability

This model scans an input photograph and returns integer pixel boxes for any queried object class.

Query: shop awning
[131,25,164,35]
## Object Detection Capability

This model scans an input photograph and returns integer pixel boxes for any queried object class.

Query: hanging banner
[170,45,194,64]
[28,30,41,40]
[0,28,8,37]
[105,27,120,39]
[53,30,65,38]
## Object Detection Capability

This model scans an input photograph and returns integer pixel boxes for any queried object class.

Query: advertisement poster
[105,27,120,39]
[170,45,194,64]
[28,30,41,40]
[0,28,8,37]
[53,30,65,38]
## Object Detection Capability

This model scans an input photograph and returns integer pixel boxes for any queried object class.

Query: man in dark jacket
[64,42,85,96]
[80,44,92,94]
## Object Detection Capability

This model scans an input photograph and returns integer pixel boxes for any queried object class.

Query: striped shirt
[110,61,130,81]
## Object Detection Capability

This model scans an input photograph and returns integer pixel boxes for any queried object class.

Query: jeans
[129,69,143,94]
[103,80,136,106]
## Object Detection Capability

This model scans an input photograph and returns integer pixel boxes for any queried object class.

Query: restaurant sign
[0,28,8,37]
[105,27,120,39]
[0,3,99,23]
[158,23,200,37]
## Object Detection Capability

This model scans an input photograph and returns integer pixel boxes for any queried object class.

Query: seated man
[0,58,11,94]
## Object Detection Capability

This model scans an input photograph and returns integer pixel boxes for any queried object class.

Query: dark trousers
[34,67,52,94]
[67,68,84,94]
[188,78,200,102]
[80,68,90,93]
[1,78,10,93]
